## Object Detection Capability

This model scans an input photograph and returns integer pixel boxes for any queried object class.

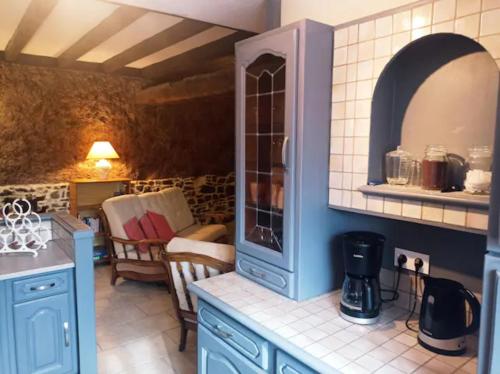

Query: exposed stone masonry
[0,183,70,213]
[131,172,235,224]
[0,173,235,223]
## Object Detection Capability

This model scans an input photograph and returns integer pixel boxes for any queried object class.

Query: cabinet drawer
[198,300,270,370]
[198,324,266,374]
[11,270,70,303]
[236,253,294,298]
[276,350,317,374]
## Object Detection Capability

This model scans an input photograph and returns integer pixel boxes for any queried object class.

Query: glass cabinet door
[236,27,297,271]
[244,54,286,253]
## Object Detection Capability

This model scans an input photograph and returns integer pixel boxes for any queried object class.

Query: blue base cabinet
[197,300,317,374]
[0,269,78,374]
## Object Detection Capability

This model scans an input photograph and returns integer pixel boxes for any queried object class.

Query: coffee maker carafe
[340,232,384,325]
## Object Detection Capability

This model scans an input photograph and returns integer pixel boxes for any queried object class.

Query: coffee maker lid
[343,231,385,248]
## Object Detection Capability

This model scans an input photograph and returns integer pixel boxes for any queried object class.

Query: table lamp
[86,141,119,179]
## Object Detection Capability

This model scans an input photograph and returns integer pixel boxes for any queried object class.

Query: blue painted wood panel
[478,252,500,373]
[13,293,75,374]
[276,350,317,374]
[198,324,266,374]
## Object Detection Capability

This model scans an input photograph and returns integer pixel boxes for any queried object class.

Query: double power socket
[394,248,430,275]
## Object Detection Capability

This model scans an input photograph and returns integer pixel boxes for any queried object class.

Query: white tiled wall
[329,0,499,232]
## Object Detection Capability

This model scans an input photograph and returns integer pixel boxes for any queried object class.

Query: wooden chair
[164,238,235,351]
[100,208,171,287]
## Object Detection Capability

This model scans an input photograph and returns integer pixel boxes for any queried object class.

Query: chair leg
[110,265,118,286]
[179,322,188,352]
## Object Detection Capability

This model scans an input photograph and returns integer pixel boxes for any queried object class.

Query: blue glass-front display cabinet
[235,19,336,300]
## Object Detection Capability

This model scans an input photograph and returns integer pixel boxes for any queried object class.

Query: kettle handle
[460,288,481,335]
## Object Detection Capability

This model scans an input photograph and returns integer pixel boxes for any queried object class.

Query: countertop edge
[188,283,340,374]
[0,261,74,281]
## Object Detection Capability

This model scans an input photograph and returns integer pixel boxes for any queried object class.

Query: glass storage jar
[422,145,448,190]
[385,146,412,185]
[464,146,492,194]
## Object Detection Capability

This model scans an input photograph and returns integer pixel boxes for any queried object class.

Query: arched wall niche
[368,33,500,188]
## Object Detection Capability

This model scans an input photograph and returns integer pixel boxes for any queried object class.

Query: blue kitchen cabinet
[276,350,317,374]
[198,325,266,374]
[0,269,78,374]
[196,299,318,374]
[235,19,336,300]
[14,293,76,374]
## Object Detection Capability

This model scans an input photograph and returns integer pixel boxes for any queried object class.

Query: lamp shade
[86,141,119,160]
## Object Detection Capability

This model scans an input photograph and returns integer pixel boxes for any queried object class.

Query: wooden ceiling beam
[136,68,234,105]
[102,19,212,73]
[143,30,251,82]
[0,51,143,78]
[4,0,58,61]
[145,55,235,86]
[58,6,147,67]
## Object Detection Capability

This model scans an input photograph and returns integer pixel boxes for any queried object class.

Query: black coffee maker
[418,276,481,356]
[340,232,384,325]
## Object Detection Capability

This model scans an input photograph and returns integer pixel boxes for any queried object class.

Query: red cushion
[147,211,175,241]
[139,214,158,239]
[123,217,148,253]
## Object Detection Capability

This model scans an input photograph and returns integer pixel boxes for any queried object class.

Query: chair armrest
[165,251,234,273]
[109,236,171,246]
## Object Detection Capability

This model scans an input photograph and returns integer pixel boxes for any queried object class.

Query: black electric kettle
[418,276,481,356]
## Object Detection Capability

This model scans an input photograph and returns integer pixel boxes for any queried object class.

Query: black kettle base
[418,335,466,356]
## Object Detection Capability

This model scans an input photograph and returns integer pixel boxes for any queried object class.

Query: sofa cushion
[138,192,177,231]
[139,214,158,239]
[157,188,195,232]
[123,217,148,253]
[102,194,146,258]
[147,211,175,241]
[176,223,227,242]
[167,237,235,312]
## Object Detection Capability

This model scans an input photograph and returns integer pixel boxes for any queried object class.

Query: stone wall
[0,183,69,213]
[131,172,235,224]
[0,172,235,222]
[0,61,234,184]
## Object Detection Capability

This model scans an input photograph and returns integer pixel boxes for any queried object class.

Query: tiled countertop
[189,272,478,374]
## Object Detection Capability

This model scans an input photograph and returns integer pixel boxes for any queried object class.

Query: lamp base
[95,159,112,180]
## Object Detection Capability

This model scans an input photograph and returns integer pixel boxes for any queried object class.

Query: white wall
[281,0,420,26]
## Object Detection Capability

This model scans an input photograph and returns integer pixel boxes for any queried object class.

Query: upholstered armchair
[164,237,235,351]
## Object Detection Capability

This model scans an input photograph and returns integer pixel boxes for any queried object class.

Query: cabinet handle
[213,324,233,339]
[281,136,289,170]
[30,282,56,292]
[249,267,266,279]
[63,322,70,347]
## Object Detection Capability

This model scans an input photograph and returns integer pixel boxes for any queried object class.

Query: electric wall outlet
[394,248,430,275]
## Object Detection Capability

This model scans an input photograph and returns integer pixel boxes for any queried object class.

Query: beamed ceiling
[0,0,257,84]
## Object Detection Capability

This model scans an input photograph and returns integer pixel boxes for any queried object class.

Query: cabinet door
[236,26,298,272]
[198,325,266,374]
[14,293,75,374]
[478,253,500,373]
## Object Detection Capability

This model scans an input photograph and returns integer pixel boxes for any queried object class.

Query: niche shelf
[359,184,489,209]
[363,33,499,215]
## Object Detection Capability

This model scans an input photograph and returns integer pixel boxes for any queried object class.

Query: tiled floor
[94,265,197,374]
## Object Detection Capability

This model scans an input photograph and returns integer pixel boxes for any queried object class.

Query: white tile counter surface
[190,272,478,374]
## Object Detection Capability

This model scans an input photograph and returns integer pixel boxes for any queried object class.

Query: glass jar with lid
[464,146,492,194]
[422,145,448,190]
[385,146,412,185]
